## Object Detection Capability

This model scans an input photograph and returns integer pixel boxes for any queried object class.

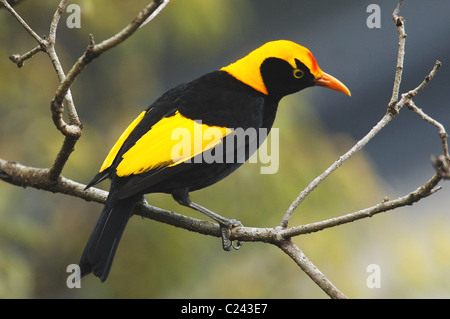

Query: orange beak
[315,72,351,96]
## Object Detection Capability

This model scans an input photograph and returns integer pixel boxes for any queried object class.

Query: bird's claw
[220,219,243,251]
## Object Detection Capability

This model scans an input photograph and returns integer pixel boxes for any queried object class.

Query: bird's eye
[293,68,304,79]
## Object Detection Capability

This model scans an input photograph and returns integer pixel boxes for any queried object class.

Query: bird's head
[221,40,350,100]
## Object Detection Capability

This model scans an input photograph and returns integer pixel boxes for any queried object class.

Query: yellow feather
[221,40,323,95]
[115,111,233,177]
[99,111,146,173]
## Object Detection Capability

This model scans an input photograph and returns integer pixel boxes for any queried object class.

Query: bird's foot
[219,219,243,251]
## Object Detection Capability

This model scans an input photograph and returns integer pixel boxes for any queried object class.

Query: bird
[79,39,351,282]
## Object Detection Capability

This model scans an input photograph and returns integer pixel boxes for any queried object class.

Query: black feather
[79,181,141,282]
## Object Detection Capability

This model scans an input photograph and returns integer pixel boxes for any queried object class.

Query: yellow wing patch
[115,111,233,177]
[99,111,146,173]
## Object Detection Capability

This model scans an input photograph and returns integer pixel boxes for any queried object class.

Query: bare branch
[280,18,442,230]
[2,0,167,181]
[280,113,393,228]
[47,0,166,180]
[406,99,449,161]
[48,0,166,179]
[0,153,443,250]
[431,155,450,179]
[46,1,81,181]
[402,60,442,101]
[0,0,25,8]
[48,0,68,44]
[0,158,105,203]
[277,240,348,299]
[404,86,450,179]
[53,0,166,107]
[0,0,45,45]
[1,0,80,181]
[0,157,220,238]
[388,0,406,112]
[9,45,44,68]
[282,174,442,238]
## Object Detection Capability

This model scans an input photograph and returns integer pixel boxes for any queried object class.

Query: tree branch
[0,0,26,8]
[282,174,441,238]
[280,10,442,230]
[49,0,166,180]
[0,0,46,45]
[280,112,393,228]
[280,62,441,229]
[2,0,167,182]
[277,240,348,299]
[388,0,406,112]
[9,45,44,68]
[52,0,166,111]
[406,99,449,160]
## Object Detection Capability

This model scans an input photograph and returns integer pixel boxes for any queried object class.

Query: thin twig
[46,0,82,181]
[405,95,450,179]
[0,0,45,45]
[402,60,442,100]
[9,45,44,68]
[431,155,450,179]
[282,174,441,238]
[280,19,441,229]
[406,99,449,161]
[47,0,78,127]
[53,0,165,107]
[388,0,406,112]
[49,0,165,130]
[49,0,68,44]
[277,240,348,299]
[48,0,165,180]
[280,113,393,228]
[0,0,25,8]
[3,0,166,181]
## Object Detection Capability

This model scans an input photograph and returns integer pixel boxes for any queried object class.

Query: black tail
[79,186,140,282]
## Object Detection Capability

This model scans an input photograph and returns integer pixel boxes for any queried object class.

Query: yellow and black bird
[79,40,350,281]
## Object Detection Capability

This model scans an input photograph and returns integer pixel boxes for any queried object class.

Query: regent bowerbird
[79,40,351,282]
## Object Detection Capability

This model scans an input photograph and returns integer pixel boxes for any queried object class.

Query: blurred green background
[0,0,449,298]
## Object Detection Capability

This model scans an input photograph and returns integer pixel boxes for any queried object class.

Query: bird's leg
[172,190,243,251]
[187,200,243,251]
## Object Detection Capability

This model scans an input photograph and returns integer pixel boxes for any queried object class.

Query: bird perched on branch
[79,40,351,282]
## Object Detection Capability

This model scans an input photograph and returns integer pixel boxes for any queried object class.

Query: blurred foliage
[0,0,448,299]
